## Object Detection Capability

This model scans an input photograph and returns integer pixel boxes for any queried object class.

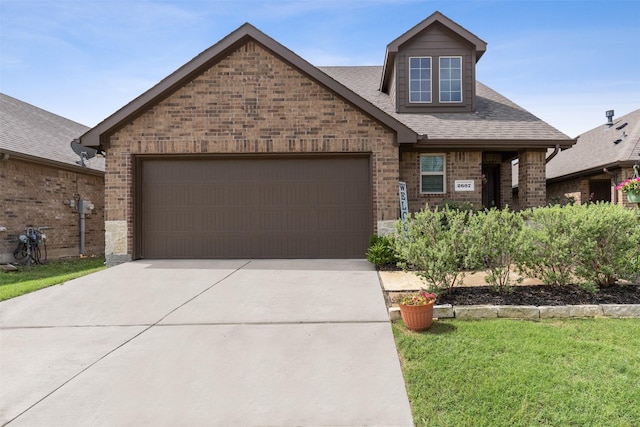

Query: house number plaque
[454,180,475,191]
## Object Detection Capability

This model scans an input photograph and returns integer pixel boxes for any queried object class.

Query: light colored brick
[388,307,402,321]
[433,304,454,318]
[568,305,603,318]
[497,305,539,319]
[601,304,640,318]
[454,305,498,319]
[539,306,570,318]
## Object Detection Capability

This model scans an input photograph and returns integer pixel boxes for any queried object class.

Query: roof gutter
[0,149,105,176]
[545,144,560,164]
[546,160,638,184]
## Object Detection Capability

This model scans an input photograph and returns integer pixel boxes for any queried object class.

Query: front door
[589,180,611,202]
[482,165,500,209]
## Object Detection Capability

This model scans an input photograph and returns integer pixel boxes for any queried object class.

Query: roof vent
[606,110,614,127]
[616,122,628,131]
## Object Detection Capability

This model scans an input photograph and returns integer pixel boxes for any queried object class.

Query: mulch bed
[428,284,640,306]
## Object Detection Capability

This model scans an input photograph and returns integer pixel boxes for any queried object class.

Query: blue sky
[1,0,639,137]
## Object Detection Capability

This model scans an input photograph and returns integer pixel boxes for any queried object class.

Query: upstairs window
[439,57,462,103]
[420,154,446,194]
[409,57,432,103]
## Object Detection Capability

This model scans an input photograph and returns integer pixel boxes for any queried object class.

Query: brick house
[77,11,574,265]
[0,93,105,263]
[546,108,640,207]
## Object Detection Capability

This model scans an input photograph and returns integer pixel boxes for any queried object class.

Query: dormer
[380,11,487,113]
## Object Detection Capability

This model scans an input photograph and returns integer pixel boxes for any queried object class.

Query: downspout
[79,204,86,255]
[545,144,560,164]
[603,168,617,204]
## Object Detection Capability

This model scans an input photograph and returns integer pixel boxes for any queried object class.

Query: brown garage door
[137,156,371,259]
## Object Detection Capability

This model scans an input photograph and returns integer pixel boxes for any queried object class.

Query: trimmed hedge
[390,204,640,293]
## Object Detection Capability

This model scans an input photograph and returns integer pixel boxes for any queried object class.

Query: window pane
[421,175,444,193]
[409,57,432,103]
[439,56,462,103]
[420,155,444,172]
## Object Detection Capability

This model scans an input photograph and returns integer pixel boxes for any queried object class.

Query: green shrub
[518,204,582,286]
[519,204,640,289]
[466,208,525,292]
[366,235,398,267]
[572,203,640,287]
[393,207,469,293]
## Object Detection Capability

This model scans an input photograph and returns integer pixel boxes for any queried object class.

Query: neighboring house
[0,93,105,263]
[546,109,640,206]
[77,11,574,265]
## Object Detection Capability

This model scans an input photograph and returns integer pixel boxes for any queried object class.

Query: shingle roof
[546,108,640,180]
[0,93,104,172]
[320,66,573,146]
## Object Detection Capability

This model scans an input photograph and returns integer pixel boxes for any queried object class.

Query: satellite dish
[70,139,98,167]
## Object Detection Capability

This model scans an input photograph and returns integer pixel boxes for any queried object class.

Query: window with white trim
[420,154,446,194]
[439,56,462,103]
[409,57,432,103]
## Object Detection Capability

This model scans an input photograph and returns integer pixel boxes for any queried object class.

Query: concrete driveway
[0,259,413,426]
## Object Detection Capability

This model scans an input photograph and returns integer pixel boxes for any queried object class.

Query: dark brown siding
[396,23,475,113]
[138,156,371,259]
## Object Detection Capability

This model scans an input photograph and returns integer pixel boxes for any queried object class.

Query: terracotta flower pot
[399,300,435,331]
[626,191,640,203]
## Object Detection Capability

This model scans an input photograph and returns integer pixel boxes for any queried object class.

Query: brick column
[500,160,513,209]
[518,150,546,208]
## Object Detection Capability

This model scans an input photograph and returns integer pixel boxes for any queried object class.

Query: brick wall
[518,150,546,208]
[619,167,640,208]
[547,167,640,208]
[0,158,104,263]
[104,40,398,261]
[547,177,583,205]
[400,151,482,211]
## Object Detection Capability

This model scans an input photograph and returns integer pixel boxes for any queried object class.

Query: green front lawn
[393,318,640,427]
[0,257,105,301]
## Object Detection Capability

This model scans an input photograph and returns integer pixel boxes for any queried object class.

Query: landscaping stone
[388,307,401,321]
[454,305,498,319]
[497,305,539,319]
[433,304,454,319]
[539,306,570,318]
[601,304,640,318]
[568,305,603,318]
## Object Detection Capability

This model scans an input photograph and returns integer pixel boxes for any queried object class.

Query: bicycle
[13,226,49,266]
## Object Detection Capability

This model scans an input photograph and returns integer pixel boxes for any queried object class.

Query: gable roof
[321,66,574,149]
[546,108,640,181]
[0,93,104,173]
[79,23,417,148]
[380,11,487,93]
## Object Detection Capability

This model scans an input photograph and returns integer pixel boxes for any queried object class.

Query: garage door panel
[139,157,371,259]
